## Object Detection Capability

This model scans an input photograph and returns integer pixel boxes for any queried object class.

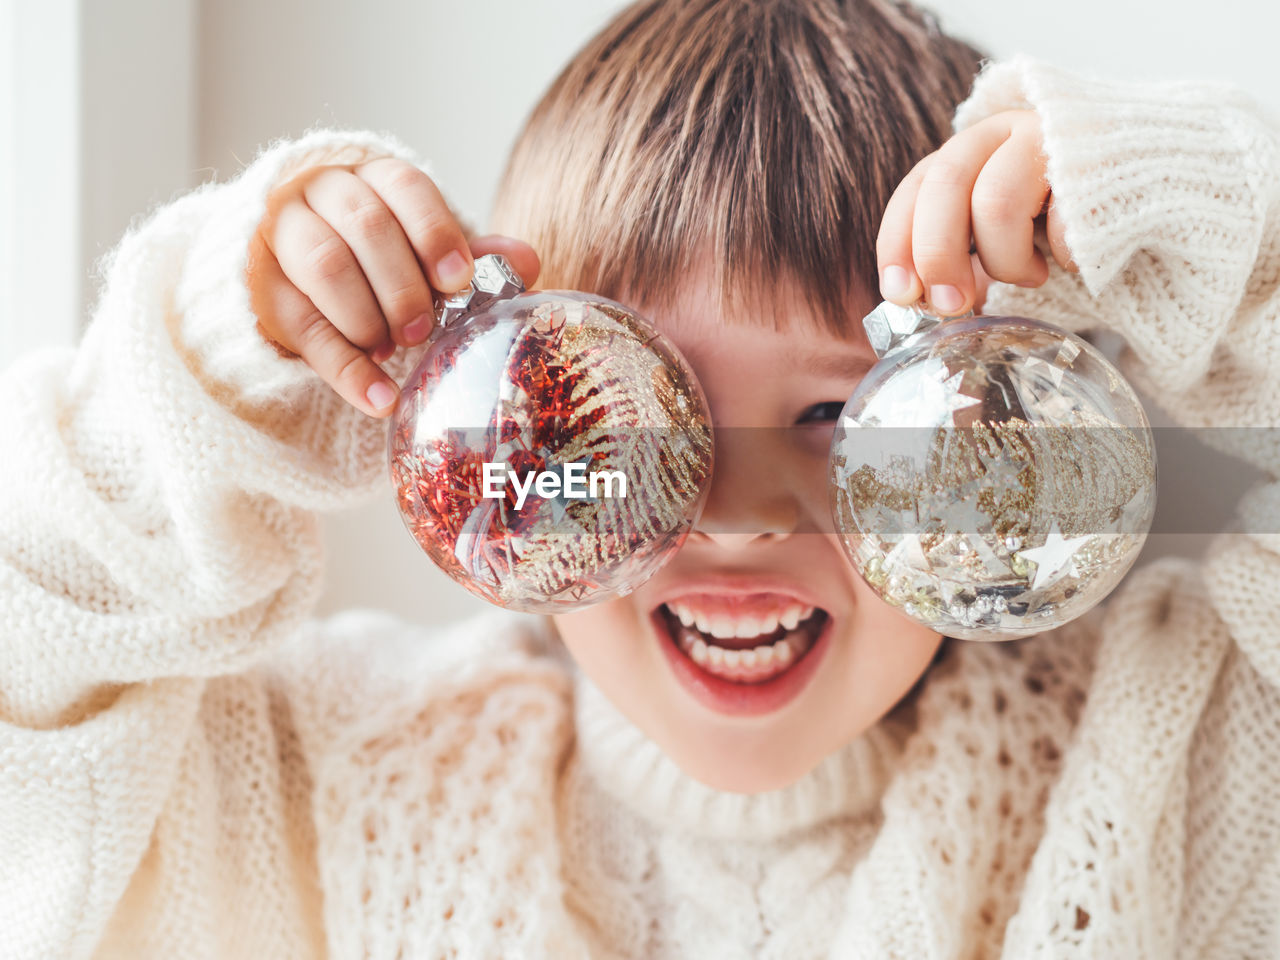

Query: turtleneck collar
[569,665,910,842]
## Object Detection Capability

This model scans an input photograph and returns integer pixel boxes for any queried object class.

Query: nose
[688,426,800,550]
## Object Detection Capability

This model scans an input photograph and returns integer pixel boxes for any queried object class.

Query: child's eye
[796,401,845,425]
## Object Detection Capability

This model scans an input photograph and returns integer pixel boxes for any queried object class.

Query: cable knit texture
[1,59,1278,959]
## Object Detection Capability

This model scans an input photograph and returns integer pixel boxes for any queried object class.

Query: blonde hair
[489,0,986,334]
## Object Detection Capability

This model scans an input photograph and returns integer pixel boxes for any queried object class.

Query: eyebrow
[801,351,878,380]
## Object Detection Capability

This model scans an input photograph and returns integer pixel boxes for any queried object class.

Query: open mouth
[656,599,829,685]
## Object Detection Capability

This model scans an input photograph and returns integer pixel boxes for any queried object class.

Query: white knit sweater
[2,56,1278,960]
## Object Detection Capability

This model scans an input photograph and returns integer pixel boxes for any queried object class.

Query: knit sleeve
[0,126,434,728]
[953,56,1280,473]
[952,59,1280,957]
[952,54,1280,681]
[0,128,432,955]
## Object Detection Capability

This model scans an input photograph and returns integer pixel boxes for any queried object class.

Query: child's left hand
[876,109,1077,316]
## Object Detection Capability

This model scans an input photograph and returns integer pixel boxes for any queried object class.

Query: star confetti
[1016,521,1093,591]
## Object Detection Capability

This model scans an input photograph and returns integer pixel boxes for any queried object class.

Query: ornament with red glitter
[388,255,714,612]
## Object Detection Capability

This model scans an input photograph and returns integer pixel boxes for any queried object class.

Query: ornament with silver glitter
[830,300,1157,640]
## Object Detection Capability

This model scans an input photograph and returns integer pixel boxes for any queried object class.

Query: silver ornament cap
[433,253,526,328]
[863,300,973,359]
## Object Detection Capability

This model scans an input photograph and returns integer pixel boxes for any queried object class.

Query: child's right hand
[247,157,540,417]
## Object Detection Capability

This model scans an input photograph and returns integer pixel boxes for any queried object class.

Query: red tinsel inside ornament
[388,291,713,613]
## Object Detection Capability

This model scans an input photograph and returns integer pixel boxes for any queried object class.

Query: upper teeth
[666,601,815,639]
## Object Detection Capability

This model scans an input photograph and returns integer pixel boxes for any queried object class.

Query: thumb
[467,234,541,288]
[1045,196,1078,273]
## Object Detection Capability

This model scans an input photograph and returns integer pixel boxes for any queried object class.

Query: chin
[554,573,942,794]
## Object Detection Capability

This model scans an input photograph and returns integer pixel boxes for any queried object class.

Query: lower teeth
[670,617,820,683]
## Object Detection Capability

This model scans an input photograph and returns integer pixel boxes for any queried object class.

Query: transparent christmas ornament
[830,301,1157,640]
[388,255,714,613]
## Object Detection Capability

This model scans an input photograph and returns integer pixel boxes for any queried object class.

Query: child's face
[552,265,943,793]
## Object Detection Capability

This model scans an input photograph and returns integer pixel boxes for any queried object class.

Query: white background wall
[3,0,1277,626]
[0,0,196,369]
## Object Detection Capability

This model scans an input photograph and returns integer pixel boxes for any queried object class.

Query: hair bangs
[488,0,986,337]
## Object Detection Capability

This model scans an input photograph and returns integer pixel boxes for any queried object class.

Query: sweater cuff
[172,127,425,406]
[953,56,1273,299]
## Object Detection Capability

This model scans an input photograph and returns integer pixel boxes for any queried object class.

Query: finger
[971,251,993,313]
[364,235,540,361]
[265,200,388,352]
[468,234,542,288]
[876,156,928,305]
[911,117,1015,315]
[969,136,1050,287]
[303,168,437,349]
[355,158,475,294]
[1045,195,1078,273]
[252,241,400,417]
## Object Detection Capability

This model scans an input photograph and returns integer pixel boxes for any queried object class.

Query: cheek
[553,596,652,686]
[820,544,943,710]
[782,438,838,528]
[844,583,942,697]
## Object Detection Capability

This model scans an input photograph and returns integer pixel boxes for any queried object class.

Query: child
[2,0,1277,956]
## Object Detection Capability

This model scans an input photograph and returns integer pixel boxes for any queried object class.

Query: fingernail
[371,341,394,363]
[366,381,397,411]
[929,284,964,314]
[880,265,911,300]
[403,313,431,344]
[436,249,472,292]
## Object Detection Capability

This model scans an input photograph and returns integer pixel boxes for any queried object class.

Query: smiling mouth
[656,600,829,684]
